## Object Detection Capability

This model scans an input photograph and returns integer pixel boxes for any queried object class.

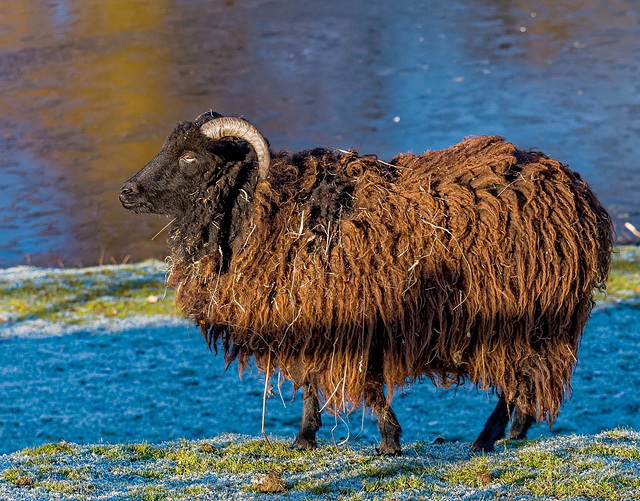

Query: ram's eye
[181,153,197,163]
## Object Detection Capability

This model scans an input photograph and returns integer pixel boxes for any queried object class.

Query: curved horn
[200,117,271,179]
[194,110,223,124]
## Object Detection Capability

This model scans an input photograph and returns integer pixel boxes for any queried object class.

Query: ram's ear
[193,110,224,127]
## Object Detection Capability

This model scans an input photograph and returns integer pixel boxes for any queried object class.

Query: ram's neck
[168,161,259,270]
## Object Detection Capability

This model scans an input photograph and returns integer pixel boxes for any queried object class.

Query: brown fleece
[168,136,613,423]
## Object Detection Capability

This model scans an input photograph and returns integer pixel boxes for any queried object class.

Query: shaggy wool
[167,135,613,423]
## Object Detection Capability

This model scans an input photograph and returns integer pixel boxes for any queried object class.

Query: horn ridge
[199,117,271,179]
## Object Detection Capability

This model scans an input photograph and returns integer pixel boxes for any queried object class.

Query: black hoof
[292,436,317,450]
[376,445,402,457]
[471,440,494,453]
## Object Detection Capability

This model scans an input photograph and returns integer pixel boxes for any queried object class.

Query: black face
[119,121,222,215]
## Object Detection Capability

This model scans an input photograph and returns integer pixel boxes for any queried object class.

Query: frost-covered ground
[2,430,640,500]
[1,248,640,499]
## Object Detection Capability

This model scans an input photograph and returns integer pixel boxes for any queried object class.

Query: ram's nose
[119,182,139,202]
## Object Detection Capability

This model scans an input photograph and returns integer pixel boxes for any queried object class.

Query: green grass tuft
[182,485,207,496]
[126,442,168,462]
[58,466,90,480]
[596,246,640,301]
[581,443,640,461]
[89,445,122,458]
[169,449,214,476]
[517,450,563,469]
[222,439,305,460]
[525,471,620,499]
[443,456,494,487]
[3,467,32,486]
[132,485,170,501]
[22,442,77,456]
[36,479,78,494]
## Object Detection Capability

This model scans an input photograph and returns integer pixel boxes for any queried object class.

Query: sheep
[119,111,613,454]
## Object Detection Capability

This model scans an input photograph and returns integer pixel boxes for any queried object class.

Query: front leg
[471,394,511,452]
[293,374,321,450]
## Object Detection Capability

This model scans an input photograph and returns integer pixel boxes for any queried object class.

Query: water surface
[0,0,639,266]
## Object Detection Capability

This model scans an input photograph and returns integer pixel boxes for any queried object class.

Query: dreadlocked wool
[168,135,613,423]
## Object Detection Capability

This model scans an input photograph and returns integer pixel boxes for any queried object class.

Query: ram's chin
[121,202,151,214]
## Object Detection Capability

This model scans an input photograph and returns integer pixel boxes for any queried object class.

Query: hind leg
[508,405,536,440]
[471,394,511,452]
[364,379,402,456]
[293,374,321,450]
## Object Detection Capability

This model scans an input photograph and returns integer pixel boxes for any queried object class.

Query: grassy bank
[0,261,177,326]
[1,246,639,328]
[2,430,640,500]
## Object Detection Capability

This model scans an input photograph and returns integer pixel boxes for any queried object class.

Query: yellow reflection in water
[1,0,183,263]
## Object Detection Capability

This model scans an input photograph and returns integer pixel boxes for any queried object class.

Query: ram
[120,111,612,454]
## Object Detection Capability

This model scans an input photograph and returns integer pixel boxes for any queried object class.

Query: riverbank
[2,246,639,332]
